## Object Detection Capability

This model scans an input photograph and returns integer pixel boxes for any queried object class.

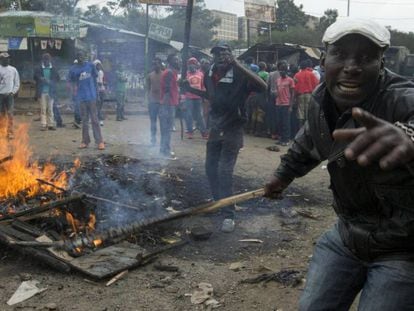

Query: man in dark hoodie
[264,18,414,310]
[184,42,267,232]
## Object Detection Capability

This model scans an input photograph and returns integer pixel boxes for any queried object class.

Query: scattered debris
[7,280,47,305]
[19,273,32,281]
[190,282,214,305]
[45,302,58,310]
[229,262,246,272]
[190,225,213,241]
[166,206,180,214]
[106,270,128,287]
[296,210,319,220]
[241,269,302,287]
[266,146,280,152]
[239,239,263,244]
[154,262,179,272]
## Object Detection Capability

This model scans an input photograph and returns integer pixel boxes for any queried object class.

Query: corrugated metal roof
[0,10,54,17]
[80,19,146,38]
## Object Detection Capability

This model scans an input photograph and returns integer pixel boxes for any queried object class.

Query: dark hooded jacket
[34,64,60,99]
[275,69,414,261]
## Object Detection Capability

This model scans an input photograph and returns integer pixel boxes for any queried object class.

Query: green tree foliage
[159,0,219,48]
[318,9,338,33]
[275,0,307,31]
[389,28,414,53]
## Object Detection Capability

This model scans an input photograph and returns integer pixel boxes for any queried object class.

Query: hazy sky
[79,0,414,33]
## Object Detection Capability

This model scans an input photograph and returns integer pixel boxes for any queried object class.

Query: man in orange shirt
[184,57,207,139]
[294,59,319,125]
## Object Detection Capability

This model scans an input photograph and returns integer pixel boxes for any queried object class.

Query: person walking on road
[184,57,208,139]
[159,54,180,159]
[293,59,319,126]
[69,51,105,150]
[0,52,20,140]
[146,57,163,145]
[184,42,267,233]
[34,53,60,131]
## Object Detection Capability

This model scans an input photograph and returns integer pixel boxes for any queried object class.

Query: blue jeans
[185,98,206,134]
[300,224,414,311]
[159,104,174,155]
[149,101,160,143]
[276,105,290,143]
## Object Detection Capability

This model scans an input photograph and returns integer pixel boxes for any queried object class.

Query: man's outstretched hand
[332,107,414,170]
[264,177,290,199]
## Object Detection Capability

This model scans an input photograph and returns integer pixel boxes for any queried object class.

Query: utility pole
[144,4,150,78]
[347,0,350,16]
[181,0,194,78]
[268,22,272,44]
[247,19,251,49]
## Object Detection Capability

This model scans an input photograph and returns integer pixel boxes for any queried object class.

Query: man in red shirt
[276,63,295,146]
[184,57,207,139]
[294,59,319,125]
[160,54,180,159]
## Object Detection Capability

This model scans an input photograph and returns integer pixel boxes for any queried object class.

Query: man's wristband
[394,121,414,143]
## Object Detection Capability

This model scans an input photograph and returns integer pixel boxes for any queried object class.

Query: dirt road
[0,110,336,311]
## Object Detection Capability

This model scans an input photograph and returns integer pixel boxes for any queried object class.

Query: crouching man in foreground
[265,18,414,310]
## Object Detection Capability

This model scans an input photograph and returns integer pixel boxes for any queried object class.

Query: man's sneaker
[99,121,104,126]
[48,126,56,131]
[79,143,88,149]
[161,151,177,160]
[221,218,235,233]
[98,142,105,150]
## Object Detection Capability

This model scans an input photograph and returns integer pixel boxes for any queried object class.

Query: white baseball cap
[0,52,10,58]
[322,17,390,48]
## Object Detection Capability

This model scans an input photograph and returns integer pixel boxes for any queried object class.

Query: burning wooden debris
[0,121,266,279]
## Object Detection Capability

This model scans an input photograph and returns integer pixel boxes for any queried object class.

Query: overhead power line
[336,0,414,6]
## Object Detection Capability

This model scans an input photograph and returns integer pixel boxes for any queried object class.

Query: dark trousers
[72,96,81,124]
[185,98,206,134]
[205,128,243,219]
[116,92,126,120]
[267,95,278,136]
[53,100,63,127]
[276,105,291,143]
[97,91,105,121]
[0,94,13,135]
[159,104,174,155]
[79,100,103,145]
[290,104,300,139]
[149,101,160,144]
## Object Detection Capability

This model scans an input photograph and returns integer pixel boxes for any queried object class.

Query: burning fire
[0,122,80,200]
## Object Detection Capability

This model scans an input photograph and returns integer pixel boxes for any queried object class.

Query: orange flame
[0,122,80,200]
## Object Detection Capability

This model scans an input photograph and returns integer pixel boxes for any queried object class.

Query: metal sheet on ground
[68,242,145,279]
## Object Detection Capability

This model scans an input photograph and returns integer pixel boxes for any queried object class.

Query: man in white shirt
[0,52,20,139]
